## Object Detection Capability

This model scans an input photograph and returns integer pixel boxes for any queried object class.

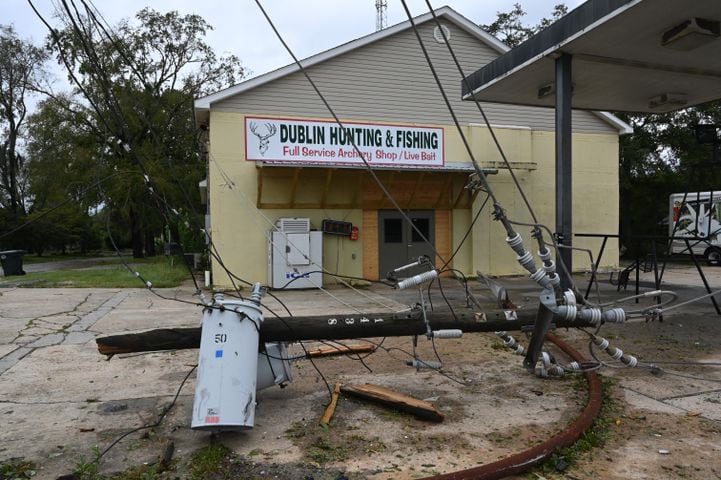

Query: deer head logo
[249,122,277,156]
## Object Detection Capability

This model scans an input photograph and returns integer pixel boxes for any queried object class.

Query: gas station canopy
[463,0,721,113]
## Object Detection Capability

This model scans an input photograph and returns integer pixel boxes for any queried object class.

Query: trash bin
[0,250,25,276]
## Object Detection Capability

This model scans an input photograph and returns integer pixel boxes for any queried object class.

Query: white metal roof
[463,0,721,115]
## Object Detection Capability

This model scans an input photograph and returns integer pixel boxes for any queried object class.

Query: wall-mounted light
[537,83,555,99]
[537,82,574,99]
[662,17,720,51]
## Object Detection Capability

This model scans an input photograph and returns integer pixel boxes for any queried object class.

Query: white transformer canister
[192,288,264,431]
[257,342,293,390]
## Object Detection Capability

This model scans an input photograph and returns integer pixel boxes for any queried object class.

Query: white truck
[669,191,721,265]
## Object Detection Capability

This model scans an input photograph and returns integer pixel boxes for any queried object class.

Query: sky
[5,0,584,97]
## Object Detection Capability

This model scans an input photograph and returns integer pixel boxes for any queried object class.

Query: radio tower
[375,0,387,31]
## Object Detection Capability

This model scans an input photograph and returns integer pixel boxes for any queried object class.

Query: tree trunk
[130,207,144,258]
[145,229,156,256]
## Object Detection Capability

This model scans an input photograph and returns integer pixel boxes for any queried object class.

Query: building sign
[245,116,444,167]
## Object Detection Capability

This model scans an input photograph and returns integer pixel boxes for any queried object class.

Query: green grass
[535,376,619,477]
[21,253,108,264]
[190,444,232,480]
[0,458,36,479]
[13,256,190,288]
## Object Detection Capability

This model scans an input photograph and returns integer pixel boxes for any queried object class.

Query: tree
[480,3,568,47]
[38,5,245,257]
[0,25,48,217]
[24,96,102,254]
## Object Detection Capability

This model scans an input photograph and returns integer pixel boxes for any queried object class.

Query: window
[411,218,430,242]
[384,219,403,243]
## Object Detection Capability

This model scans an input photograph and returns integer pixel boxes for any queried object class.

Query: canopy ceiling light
[648,92,688,109]
[662,17,720,51]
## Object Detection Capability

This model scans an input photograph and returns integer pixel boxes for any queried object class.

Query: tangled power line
[18,0,721,473]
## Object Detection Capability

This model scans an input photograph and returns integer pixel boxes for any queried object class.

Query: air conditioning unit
[276,217,311,233]
[268,218,323,289]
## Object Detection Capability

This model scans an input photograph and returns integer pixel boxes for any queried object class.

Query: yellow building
[195,7,630,289]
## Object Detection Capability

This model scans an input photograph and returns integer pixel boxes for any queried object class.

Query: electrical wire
[0,171,134,241]
[423,0,541,227]
[441,193,490,271]
[207,151,400,313]
[361,338,467,386]
[252,0,446,267]
[316,339,374,373]
[97,364,196,460]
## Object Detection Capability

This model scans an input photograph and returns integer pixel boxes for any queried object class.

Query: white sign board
[245,116,444,168]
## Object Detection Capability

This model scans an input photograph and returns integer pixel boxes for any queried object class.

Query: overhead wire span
[252,0,447,267]
[400,0,561,298]
[207,151,400,313]
[422,0,562,287]
[30,0,214,301]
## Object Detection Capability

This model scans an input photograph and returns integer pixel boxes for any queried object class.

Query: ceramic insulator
[603,308,626,323]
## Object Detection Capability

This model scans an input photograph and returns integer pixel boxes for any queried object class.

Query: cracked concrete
[1,268,721,479]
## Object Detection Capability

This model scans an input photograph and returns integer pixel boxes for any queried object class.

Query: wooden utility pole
[96,307,593,356]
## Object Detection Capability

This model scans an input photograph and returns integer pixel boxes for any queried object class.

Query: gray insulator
[396,270,439,290]
[433,329,463,339]
[530,268,551,288]
[517,250,537,273]
[542,260,556,274]
[538,248,552,262]
[548,274,561,287]
[498,332,526,355]
[214,293,225,303]
[621,355,638,368]
[567,361,581,372]
[594,337,610,350]
[549,365,565,377]
[578,308,602,325]
[556,304,577,321]
[506,233,524,254]
[535,366,548,378]
[405,359,443,369]
[602,308,626,323]
[541,351,552,369]
[563,290,576,307]
[609,347,624,360]
[250,283,264,305]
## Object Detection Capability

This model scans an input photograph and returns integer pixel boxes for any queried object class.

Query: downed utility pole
[96,306,595,356]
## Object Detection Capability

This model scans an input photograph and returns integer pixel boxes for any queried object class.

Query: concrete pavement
[1,268,721,478]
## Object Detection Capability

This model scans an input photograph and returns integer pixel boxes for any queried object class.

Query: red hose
[424,332,603,480]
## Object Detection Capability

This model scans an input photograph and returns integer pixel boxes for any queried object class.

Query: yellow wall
[208,111,620,287]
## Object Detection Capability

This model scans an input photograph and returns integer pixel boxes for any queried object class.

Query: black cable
[317,339,374,373]
[98,364,196,460]
[441,193,490,271]
[435,274,459,321]
[274,315,333,399]
[361,338,467,386]
[431,336,444,364]
[272,269,393,291]
[423,0,539,227]
[399,0,514,238]
[252,0,446,266]
[0,171,133,241]
[35,0,211,299]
